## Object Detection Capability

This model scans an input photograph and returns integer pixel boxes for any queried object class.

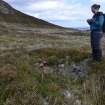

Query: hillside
[0,0,64,28]
[0,27,105,105]
[0,0,105,105]
[0,0,68,35]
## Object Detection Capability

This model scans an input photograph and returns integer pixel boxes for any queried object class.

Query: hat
[91,4,100,9]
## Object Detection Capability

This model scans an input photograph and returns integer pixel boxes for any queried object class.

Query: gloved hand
[87,19,95,24]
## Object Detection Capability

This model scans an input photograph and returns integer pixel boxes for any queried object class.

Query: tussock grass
[0,47,105,105]
[0,48,90,105]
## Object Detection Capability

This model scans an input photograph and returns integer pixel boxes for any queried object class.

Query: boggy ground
[0,30,105,105]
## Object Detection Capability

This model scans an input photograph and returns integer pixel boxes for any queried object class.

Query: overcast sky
[4,0,105,28]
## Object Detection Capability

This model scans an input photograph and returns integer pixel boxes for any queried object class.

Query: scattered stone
[44,100,49,105]
[43,66,53,74]
[58,64,65,68]
[75,99,82,105]
[44,97,49,105]
[58,63,65,73]
[39,62,44,68]
[63,90,72,99]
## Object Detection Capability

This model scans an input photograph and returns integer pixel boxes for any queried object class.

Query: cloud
[91,0,105,4]
[4,0,91,27]
[27,0,61,12]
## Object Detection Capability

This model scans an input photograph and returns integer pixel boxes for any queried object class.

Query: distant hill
[0,0,63,28]
[74,27,89,31]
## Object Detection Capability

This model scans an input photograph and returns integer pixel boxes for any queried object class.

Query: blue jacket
[88,12,104,31]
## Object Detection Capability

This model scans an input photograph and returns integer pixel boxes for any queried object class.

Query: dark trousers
[91,31,103,61]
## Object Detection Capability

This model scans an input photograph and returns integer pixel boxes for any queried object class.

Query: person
[87,4,104,62]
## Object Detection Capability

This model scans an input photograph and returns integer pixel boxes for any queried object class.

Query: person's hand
[87,19,94,25]
[87,19,92,23]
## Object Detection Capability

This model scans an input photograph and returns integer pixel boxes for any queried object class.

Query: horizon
[4,0,105,28]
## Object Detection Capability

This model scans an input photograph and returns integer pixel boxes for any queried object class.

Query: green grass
[0,33,105,105]
[0,48,90,105]
[0,33,90,51]
[0,47,105,105]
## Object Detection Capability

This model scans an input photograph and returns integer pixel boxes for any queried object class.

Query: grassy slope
[0,8,63,28]
[0,31,90,51]
[0,31,105,105]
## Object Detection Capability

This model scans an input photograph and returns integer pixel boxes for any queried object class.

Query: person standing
[87,4,104,62]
